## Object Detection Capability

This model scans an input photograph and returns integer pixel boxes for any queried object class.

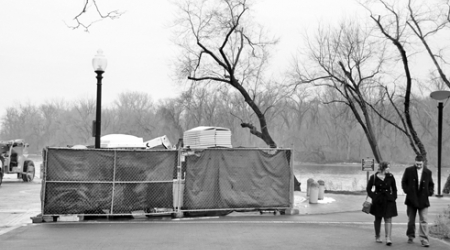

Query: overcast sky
[0,0,364,118]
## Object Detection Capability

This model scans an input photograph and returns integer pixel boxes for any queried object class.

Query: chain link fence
[41,147,293,217]
[42,148,177,216]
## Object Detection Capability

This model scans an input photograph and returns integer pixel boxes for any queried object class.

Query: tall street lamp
[430,90,450,197]
[92,49,107,148]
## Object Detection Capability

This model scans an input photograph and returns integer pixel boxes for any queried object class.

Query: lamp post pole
[95,70,104,148]
[437,101,443,197]
[430,90,450,197]
[92,49,107,149]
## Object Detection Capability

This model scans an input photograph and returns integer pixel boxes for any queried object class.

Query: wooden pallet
[31,214,83,223]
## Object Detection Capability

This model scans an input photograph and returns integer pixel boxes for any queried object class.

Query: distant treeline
[1,88,449,165]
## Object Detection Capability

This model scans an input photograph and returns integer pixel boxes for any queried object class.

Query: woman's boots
[374,221,382,243]
[385,222,392,246]
[375,219,392,245]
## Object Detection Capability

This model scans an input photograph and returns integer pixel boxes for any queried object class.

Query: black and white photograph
[1,0,450,249]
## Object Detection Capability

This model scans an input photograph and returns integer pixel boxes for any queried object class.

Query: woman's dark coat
[401,166,434,209]
[366,173,398,218]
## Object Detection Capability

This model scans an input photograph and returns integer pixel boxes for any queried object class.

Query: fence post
[40,147,48,215]
[173,148,184,218]
[284,149,299,215]
[110,150,117,215]
[290,149,294,209]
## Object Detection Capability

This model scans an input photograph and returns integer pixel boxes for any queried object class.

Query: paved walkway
[1,189,449,250]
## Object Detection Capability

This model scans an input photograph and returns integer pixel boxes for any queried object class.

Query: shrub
[430,205,450,240]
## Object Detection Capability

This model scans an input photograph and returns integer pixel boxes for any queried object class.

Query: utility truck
[0,139,35,185]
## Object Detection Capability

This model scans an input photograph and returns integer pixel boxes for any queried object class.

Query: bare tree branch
[406,0,450,88]
[67,0,124,32]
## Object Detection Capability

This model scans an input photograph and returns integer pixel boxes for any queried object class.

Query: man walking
[401,155,434,247]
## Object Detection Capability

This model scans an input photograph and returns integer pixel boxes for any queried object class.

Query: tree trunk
[231,77,277,148]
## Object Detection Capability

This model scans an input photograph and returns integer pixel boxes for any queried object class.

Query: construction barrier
[41,148,177,216]
[41,147,293,217]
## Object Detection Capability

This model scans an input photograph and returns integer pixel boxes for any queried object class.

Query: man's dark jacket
[401,166,434,209]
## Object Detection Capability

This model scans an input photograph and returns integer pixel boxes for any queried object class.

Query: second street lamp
[92,49,107,149]
[430,90,450,197]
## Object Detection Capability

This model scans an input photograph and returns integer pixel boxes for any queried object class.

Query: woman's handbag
[362,174,376,214]
[362,197,372,214]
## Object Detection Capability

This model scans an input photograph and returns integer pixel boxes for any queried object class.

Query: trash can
[318,180,325,200]
[309,182,319,204]
[307,178,315,197]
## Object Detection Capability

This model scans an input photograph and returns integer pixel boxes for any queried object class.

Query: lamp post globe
[92,49,107,72]
[92,49,107,148]
[430,90,450,197]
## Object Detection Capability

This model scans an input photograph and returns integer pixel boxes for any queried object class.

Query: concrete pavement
[1,186,450,250]
[0,177,41,236]
[0,219,440,250]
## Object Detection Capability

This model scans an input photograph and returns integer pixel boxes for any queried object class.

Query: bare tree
[174,0,282,148]
[1,108,21,139]
[364,0,433,160]
[157,98,186,143]
[39,100,71,148]
[293,20,387,162]
[320,89,361,161]
[71,98,97,144]
[111,91,156,137]
[403,0,450,193]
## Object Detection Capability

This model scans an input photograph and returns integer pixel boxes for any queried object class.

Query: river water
[294,163,450,193]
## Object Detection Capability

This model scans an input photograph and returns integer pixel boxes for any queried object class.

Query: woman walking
[366,161,398,246]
